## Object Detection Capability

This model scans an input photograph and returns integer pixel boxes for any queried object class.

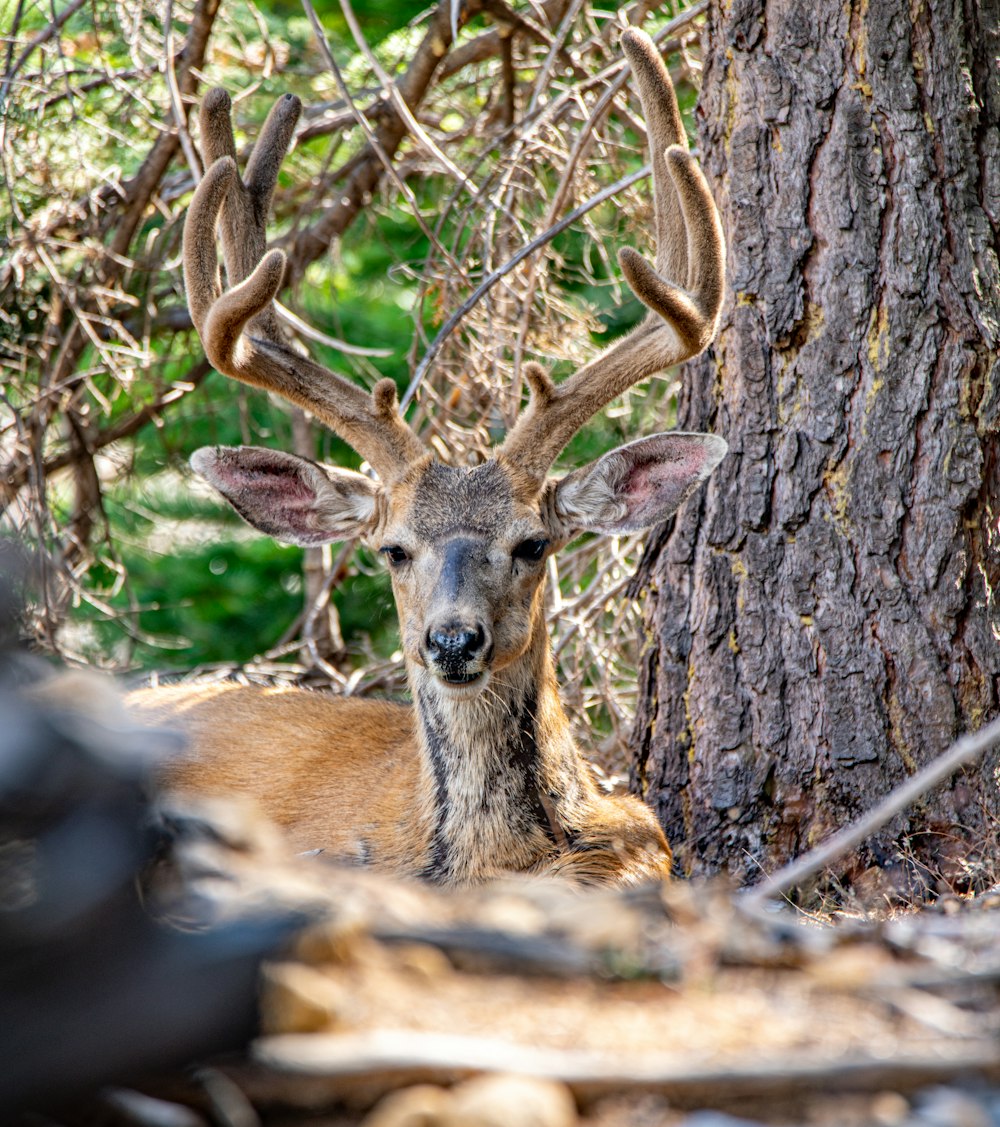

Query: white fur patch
[312,468,377,536]
[552,432,727,537]
[553,460,627,529]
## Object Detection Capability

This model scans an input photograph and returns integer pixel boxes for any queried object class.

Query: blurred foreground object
[0,560,301,1115]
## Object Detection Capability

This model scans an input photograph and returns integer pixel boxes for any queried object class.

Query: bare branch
[402,164,650,410]
[286,0,477,279]
[164,0,203,183]
[302,0,467,273]
[1,364,212,508]
[337,0,481,197]
[0,0,88,106]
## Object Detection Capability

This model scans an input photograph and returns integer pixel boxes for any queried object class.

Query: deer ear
[549,433,727,538]
[190,446,379,546]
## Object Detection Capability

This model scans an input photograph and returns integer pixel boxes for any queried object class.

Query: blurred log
[232,1033,1000,1111]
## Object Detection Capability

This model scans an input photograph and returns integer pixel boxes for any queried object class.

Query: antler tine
[198,88,299,340]
[183,89,426,481]
[499,28,725,484]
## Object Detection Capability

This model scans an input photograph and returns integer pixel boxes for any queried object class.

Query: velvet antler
[183,89,426,481]
[498,28,725,483]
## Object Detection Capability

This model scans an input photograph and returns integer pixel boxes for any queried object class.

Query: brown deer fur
[129,28,727,886]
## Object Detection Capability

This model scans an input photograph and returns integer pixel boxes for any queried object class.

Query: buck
[130,28,726,886]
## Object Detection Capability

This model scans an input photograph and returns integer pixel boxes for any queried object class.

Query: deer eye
[380,545,410,566]
[512,538,548,563]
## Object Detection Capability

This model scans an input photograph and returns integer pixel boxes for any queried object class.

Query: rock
[360,1075,577,1127]
[360,1084,451,1127]
[443,1074,577,1127]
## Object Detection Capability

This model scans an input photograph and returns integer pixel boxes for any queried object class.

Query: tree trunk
[631,0,1000,891]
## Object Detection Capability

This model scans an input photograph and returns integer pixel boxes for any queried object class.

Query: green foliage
[4,0,707,725]
[95,528,305,666]
[78,478,400,669]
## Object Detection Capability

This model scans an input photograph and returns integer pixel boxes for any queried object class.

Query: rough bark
[631,0,1000,887]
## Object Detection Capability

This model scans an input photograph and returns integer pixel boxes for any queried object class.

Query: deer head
[185,28,726,701]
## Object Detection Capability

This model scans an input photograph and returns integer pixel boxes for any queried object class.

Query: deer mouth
[441,670,484,685]
[431,668,491,698]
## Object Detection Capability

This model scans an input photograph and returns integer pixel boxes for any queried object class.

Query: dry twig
[745,715,1000,908]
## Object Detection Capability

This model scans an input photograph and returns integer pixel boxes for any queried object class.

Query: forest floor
[124,805,1000,1127]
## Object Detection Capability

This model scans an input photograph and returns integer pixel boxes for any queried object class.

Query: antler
[498,28,725,483]
[183,89,426,481]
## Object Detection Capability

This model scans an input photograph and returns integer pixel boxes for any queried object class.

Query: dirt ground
[123,821,1000,1127]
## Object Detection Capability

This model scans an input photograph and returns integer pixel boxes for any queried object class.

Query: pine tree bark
[631,0,1000,887]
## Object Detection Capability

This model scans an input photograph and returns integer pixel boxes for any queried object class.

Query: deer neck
[408,618,597,884]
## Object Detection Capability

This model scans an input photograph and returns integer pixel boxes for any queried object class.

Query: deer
[129,27,726,887]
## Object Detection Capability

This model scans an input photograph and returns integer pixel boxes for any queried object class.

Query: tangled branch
[1,0,708,773]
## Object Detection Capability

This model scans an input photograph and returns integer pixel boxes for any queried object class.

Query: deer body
[133,686,426,871]
[134,29,727,886]
[133,456,673,884]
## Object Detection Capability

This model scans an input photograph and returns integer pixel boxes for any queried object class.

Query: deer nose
[426,622,487,666]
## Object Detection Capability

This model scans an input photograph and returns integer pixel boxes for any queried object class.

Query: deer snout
[424,621,491,682]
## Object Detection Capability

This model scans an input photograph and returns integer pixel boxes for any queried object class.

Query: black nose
[426,623,487,666]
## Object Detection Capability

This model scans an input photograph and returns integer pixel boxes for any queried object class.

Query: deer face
[191,430,726,699]
[376,460,549,696]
